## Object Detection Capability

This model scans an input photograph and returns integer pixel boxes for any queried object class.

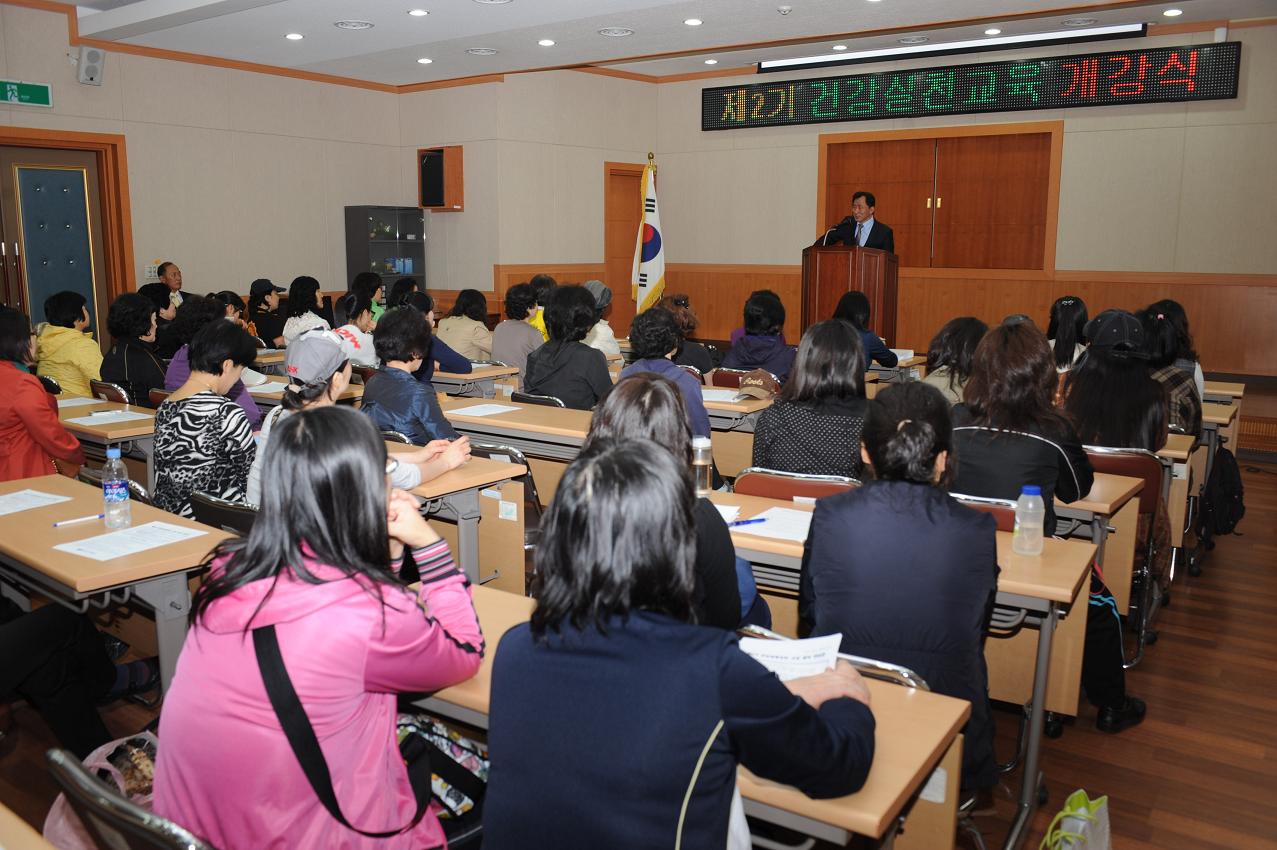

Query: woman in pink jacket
[154,405,484,849]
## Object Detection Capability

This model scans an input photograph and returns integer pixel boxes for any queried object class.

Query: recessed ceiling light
[466,47,498,55]
[1062,17,1099,26]
[985,28,1002,35]
[334,20,374,30]
[471,0,512,4]
[1163,8,1183,16]
[598,27,634,37]
[417,57,433,64]
[408,9,429,16]
[285,32,303,40]
[897,35,929,44]
[684,18,702,26]
[832,44,848,51]
[538,38,555,46]
[704,59,718,64]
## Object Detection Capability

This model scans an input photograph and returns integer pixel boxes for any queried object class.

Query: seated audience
[164,296,262,428]
[35,290,102,397]
[833,291,897,369]
[386,276,419,309]
[246,329,467,505]
[214,290,261,346]
[491,282,544,388]
[139,281,177,324]
[752,319,867,479]
[619,308,710,437]
[1046,295,1088,373]
[435,289,494,360]
[800,381,997,792]
[153,321,257,517]
[657,293,715,374]
[154,406,482,850]
[349,271,386,322]
[332,292,379,367]
[923,317,988,406]
[721,290,796,381]
[247,278,286,348]
[101,292,167,406]
[282,276,331,345]
[581,280,621,360]
[527,274,557,341]
[584,373,739,628]
[728,289,786,349]
[401,291,471,382]
[483,439,875,849]
[950,321,1145,734]
[0,307,84,480]
[1142,301,1202,434]
[522,286,612,410]
[362,307,460,444]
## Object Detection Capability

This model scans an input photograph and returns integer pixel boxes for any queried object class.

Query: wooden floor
[3,464,1276,848]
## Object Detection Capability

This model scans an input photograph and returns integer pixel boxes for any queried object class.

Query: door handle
[936,197,942,208]
[926,197,931,209]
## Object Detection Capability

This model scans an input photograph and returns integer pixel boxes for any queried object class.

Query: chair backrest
[950,493,1018,532]
[1084,446,1169,516]
[39,374,62,395]
[381,429,415,445]
[737,626,929,690]
[352,365,378,385]
[90,380,131,405]
[76,467,152,506]
[190,491,258,535]
[733,467,858,501]
[469,441,544,526]
[677,363,704,384]
[511,391,565,408]
[710,368,751,389]
[45,748,218,850]
[148,388,172,407]
[703,342,722,368]
[470,359,509,368]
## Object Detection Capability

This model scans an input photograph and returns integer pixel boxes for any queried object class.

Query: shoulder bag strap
[252,625,433,837]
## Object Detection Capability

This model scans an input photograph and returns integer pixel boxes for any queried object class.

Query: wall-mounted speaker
[77,46,106,86]
[418,146,464,212]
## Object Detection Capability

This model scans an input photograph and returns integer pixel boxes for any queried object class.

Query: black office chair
[46,748,219,850]
[382,430,415,445]
[90,380,132,405]
[77,467,152,505]
[468,441,545,595]
[190,491,258,535]
[511,391,565,408]
[39,375,63,396]
[149,388,173,407]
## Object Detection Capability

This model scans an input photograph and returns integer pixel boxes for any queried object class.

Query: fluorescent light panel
[759,23,1145,70]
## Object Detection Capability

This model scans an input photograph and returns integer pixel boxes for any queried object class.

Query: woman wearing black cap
[247,279,286,347]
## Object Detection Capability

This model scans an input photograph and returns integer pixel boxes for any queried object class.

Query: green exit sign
[1,80,52,108]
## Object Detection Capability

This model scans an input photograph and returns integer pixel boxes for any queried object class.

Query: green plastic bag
[1039,789,1111,850]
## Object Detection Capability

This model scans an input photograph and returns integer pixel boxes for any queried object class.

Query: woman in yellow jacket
[35,291,102,398]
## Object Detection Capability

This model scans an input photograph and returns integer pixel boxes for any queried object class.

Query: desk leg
[450,490,482,583]
[132,573,191,693]
[1003,605,1058,850]
[135,436,156,494]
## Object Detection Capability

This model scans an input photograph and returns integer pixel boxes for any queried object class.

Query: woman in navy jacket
[485,440,876,850]
[361,306,459,444]
[799,382,998,792]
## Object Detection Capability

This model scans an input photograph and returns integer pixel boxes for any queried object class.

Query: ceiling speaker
[77,46,105,86]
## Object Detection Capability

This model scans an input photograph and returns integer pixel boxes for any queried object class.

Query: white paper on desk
[246,381,291,395]
[738,633,842,681]
[453,404,520,417]
[56,397,103,409]
[715,504,741,523]
[733,507,812,542]
[64,410,152,426]
[54,521,208,561]
[889,348,915,361]
[0,489,73,516]
[701,388,744,403]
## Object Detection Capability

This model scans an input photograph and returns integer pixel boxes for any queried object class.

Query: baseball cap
[285,328,348,385]
[250,278,285,298]
[737,368,781,399]
[1084,309,1145,355]
[582,280,613,310]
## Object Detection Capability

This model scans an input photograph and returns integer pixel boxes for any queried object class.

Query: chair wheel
[1045,717,1064,739]
[1145,630,1159,646]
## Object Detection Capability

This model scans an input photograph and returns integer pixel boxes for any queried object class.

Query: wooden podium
[801,246,899,346]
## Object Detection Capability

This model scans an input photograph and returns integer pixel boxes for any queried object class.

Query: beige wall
[656,25,1277,275]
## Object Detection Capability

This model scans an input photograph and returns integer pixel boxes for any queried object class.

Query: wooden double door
[823,132,1052,270]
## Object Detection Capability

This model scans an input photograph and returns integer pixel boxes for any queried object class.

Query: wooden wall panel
[664,264,802,342]
[824,139,934,269]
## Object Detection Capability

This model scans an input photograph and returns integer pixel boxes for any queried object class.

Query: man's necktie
[853,223,862,246]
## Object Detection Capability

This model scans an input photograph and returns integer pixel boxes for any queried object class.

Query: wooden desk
[1159,433,1195,461]
[869,354,927,382]
[700,387,772,432]
[1203,380,1244,449]
[0,801,57,850]
[0,476,231,691]
[1055,473,1143,613]
[58,401,158,490]
[1200,401,1237,496]
[433,365,520,399]
[248,383,363,411]
[419,586,970,848]
[1158,434,1198,552]
[254,348,286,374]
[438,395,590,461]
[385,448,526,582]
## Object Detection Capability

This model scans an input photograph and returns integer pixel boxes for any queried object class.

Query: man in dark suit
[815,190,895,253]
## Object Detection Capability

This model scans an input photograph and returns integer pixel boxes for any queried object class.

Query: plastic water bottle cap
[1021,484,1041,496]
[106,447,122,459]
[691,436,712,449]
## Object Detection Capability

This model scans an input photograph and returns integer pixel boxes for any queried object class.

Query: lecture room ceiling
[73,0,1275,85]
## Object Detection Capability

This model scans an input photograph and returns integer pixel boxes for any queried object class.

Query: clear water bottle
[102,447,131,529]
[1012,484,1044,556]
[691,436,714,498]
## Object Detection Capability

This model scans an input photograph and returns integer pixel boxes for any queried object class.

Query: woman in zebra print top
[153,321,257,518]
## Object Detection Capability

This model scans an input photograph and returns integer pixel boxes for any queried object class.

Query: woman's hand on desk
[784,661,872,710]
[387,488,440,559]
[409,437,472,471]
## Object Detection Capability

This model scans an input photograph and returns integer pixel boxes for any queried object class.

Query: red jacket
[0,361,84,482]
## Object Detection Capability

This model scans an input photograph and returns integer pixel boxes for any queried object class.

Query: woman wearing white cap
[245,328,469,505]
[581,280,620,360]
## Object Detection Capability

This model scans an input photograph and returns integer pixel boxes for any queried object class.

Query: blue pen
[729,518,766,528]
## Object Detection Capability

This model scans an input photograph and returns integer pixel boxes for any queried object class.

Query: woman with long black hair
[1046,295,1088,373]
